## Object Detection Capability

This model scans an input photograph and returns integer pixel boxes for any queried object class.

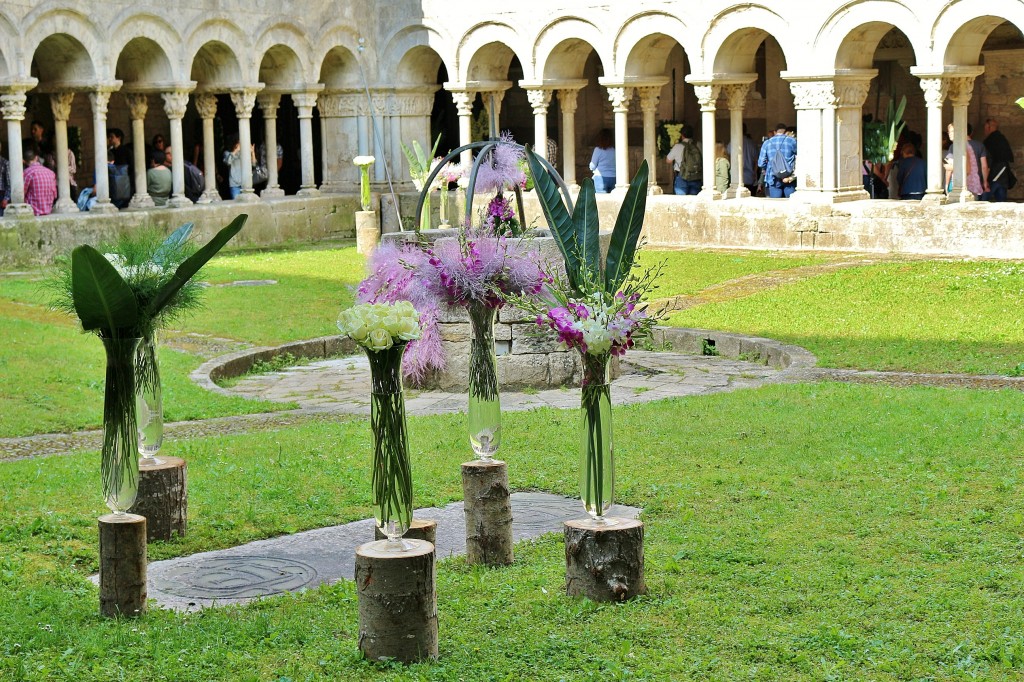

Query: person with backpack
[758,122,798,198]
[666,124,702,195]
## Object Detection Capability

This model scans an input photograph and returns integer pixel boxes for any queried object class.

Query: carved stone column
[916,76,948,204]
[558,88,580,188]
[606,86,634,191]
[257,93,283,197]
[394,88,437,187]
[638,86,663,194]
[691,83,721,199]
[89,84,121,214]
[124,93,154,208]
[722,82,752,198]
[451,90,475,168]
[317,92,356,193]
[293,90,321,197]
[162,88,193,208]
[194,93,219,203]
[834,75,872,198]
[946,74,980,203]
[1,81,35,216]
[481,90,506,135]
[230,86,261,202]
[50,91,78,213]
[526,89,552,159]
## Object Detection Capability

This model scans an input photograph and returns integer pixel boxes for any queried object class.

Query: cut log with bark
[129,456,187,542]
[461,459,514,566]
[564,517,646,602]
[374,517,437,545]
[355,539,438,663]
[98,513,148,618]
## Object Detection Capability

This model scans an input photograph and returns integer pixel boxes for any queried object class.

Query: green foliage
[69,246,139,334]
[863,95,907,164]
[400,134,442,184]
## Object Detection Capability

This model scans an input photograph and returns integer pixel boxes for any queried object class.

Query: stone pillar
[257,93,284,197]
[722,83,752,199]
[947,74,978,203]
[316,92,345,193]
[527,89,552,159]
[162,88,192,208]
[692,84,721,199]
[125,93,155,208]
[558,88,579,188]
[834,76,872,198]
[230,86,260,203]
[607,86,634,191]
[293,91,320,197]
[394,88,437,187]
[1,82,35,216]
[49,91,78,213]
[452,91,475,168]
[482,90,505,135]
[917,77,948,204]
[785,80,833,202]
[89,85,120,215]
[638,86,662,194]
[194,93,220,203]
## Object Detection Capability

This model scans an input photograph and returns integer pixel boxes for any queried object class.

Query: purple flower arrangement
[474,132,526,194]
[538,290,649,358]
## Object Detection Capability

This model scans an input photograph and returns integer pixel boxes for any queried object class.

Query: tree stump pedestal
[356,210,379,255]
[98,513,148,618]
[355,539,438,663]
[564,518,646,602]
[461,459,514,566]
[129,456,187,542]
[374,518,437,545]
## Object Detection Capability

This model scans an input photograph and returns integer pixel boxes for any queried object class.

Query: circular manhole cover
[152,555,319,599]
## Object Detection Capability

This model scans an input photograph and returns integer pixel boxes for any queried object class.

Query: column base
[697,188,722,201]
[235,190,260,203]
[921,191,947,205]
[197,190,220,204]
[129,193,155,209]
[260,186,285,199]
[648,184,663,195]
[53,198,80,214]
[296,187,321,198]
[90,201,120,215]
[168,196,193,209]
[3,203,34,217]
[726,186,751,199]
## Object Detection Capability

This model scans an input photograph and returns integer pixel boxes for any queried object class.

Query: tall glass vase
[136,334,164,466]
[102,336,142,515]
[467,302,501,460]
[419,192,432,232]
[580,352,615,524]
[439,187,450,227]
[366,342,414,550]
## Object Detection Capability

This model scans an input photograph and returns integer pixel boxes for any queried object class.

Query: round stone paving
[151,555,319,599]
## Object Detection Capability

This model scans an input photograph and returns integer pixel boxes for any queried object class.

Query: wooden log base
[355,539,438,664]
[564,517,646,602]
[374,518,437,545]
[461,459,514,566]
[129,456,187,542]
[98,513,148,618]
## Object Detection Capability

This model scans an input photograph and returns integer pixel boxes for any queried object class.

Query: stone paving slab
[144,492,640,611]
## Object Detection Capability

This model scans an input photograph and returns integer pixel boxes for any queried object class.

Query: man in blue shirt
[758,123,797,198]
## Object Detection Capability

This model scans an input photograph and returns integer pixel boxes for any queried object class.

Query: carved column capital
[721,83,751,111]
[49,91,75,122]
[257,92,281,117]
[161,90,191,120]
[918,77,947,108]
[606,86,634,113]
[557,88,579,115]
[124,92,149,120]
[0,92,27,121]
[692,84,720,112]
[526,88,552,115]
[229,87,260,119]
[834,79,871,108]
[89,89,113,117]
[945,75,976,107]
[194,93,217,120]
[451,90,475,116]
[789,80,836,110]
[316,93,345,117]
[394,92,435,117]
[637,86,662,113]
[292,91,319,114]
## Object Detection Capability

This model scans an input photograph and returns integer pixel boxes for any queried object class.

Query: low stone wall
[0,195,361,266]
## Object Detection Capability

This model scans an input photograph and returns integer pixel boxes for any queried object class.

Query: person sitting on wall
[23,147,57,216]
[146,149,172,206]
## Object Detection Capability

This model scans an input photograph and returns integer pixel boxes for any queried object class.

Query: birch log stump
[98,513,147,618]
[374,518,437,544]
[129,456,187,542]
[564,518,646,601]
[355,539,438,663]
[461,459,514,566]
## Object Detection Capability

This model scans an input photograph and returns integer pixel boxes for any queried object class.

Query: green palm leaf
[525,146,579,289]
[153,222,194,267]
[70,245,139,332]
[572,177,600,286]
[604,160,650,293]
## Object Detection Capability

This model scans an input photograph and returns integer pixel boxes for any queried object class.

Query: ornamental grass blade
[153,222,194,267]
[572,177,600,286]
[604,160,649,293]
[525,145,579,288]
[70,245,139,332]
[146,214,246,318]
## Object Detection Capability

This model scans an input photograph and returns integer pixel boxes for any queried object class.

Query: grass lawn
[2,382,1023,680]
[666,259,1024,375]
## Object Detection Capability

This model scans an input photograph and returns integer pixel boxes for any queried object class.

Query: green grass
[667,260,1024,375]
[637,249,831,298]
[2,383,1024,680]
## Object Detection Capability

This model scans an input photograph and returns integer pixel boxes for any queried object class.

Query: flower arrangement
[425,231,546,309]
[475,133,527,236]
[336,301,422,350]
[353,155,375,212]
[402,135,442,231]
[538,289,652,358]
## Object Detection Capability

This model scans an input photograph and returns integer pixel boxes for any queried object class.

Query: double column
[720,78,756,199]
[0,79,38,216]
[89,82,123,214]
[917,68,983,204]
[162,85,195,208]
[637,85,666,194]
[49,91,78,213]
[256,93,284,198]
[229,85,262,203]
[194,93,221,203]
[690,82,721,200]
[602,84,634,192]
[293,87,323,197]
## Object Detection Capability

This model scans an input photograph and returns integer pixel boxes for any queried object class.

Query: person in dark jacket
[983,117,1014,202]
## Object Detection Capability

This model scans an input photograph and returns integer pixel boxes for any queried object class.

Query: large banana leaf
[153,222,194,267]
[525,146,579,289]
[572,177,600,287]
[71,245,139,332]
[604,160,650,293]
[145,214,247,318]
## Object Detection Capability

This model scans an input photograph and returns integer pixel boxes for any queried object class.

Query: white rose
[392,315,421,341]
[367,327,393,351]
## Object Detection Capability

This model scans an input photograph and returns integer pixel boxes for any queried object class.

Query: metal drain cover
[151,555,318,599]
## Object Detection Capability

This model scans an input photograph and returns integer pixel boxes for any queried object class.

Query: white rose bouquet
[337,301,422,351]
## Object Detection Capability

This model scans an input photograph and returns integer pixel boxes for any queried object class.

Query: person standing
[146,149,172,206]
[758,122,797,198]
[22,147,57,216]
[895,143,926,200]
[713,142,730,195]
[727,124,759,195]
[983,117,1014,201]
[666,124,702,195]
[945,123,985,199]
[588,128,615,193]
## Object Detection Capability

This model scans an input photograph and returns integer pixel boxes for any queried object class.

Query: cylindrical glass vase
[136,334,164,466]
[580,352,615,523]
[468,302,501,460]
[439,187,450,227]
[102,336,143,515]
[419,192,432,232]
[366,342,414,550]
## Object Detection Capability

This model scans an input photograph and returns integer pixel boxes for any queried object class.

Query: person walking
[758,122,797,198]
[589,128,615,193]
[666,124,702,195]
